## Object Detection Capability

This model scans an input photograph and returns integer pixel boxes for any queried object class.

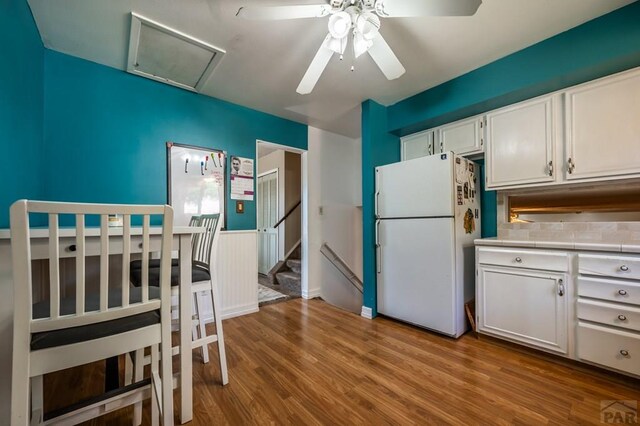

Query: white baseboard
[222,303,259,320]
[360,306,373,319]
[302,287,321,299]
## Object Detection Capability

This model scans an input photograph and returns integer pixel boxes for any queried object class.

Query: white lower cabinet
[477,263,568,355]
[477,245,640,378]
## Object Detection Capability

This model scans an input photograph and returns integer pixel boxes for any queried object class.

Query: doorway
[257,169,279,275]
[256,141,304,306]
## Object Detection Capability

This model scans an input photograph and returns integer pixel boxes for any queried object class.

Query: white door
[486,95,557,189]
[477,265,568,354]
[377,217,457,336]
[257,171,279,275]
[437,116,484,156]
[376,154,453,218]
[401,131,433,161]
[564,68,640,181]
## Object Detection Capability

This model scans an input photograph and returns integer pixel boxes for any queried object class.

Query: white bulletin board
[167,142,226,227]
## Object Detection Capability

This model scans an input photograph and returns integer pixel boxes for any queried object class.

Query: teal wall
[42,51,307,230]
[0,0,44,227]
[361,100,400,315]
[361,1,640,315]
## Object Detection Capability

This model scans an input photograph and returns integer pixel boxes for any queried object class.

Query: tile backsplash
[496,193,640,243]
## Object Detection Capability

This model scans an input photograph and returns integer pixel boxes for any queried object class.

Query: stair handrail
[273,200,301,229]
[320,243,364,294]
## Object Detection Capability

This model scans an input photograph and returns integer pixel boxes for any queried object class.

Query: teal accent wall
[43,50,307,230]
[361,1,640,315]
[0,0,44,227]
[361,100,400,316]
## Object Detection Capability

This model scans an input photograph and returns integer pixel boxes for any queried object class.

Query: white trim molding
[360,306,373,319]
[302,287,321,299]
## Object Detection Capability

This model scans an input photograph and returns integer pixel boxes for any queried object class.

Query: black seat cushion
[31,287,161,351]
[130,258,179,270]
[129,263,211,288]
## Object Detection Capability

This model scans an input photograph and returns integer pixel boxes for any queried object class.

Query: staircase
[267,243,302,297]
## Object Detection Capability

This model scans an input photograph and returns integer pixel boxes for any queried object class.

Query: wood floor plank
[44,298,640,425]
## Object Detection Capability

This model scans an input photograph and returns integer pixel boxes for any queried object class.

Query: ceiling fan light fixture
[353,31,373,58]
[356,12,380,40]
[324,35,348,55]
[328,11,352,39]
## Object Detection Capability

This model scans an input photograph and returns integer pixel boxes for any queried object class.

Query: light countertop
[475,237,640,254]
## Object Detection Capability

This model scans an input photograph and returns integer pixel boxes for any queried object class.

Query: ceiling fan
[237,0,482,95]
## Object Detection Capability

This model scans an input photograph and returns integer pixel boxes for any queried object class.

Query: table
[0,226,201,424]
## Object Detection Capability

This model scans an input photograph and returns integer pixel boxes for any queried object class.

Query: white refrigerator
[375,152,481,338]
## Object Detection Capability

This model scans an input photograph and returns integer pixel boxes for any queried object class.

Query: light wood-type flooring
[44,298,639,425]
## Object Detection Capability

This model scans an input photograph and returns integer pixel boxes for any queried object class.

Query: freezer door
[376,153,454,218]
[377,217,457,336]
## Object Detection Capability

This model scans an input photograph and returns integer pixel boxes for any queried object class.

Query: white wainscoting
[214,230,259,320]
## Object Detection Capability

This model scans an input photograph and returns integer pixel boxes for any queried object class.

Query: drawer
[477,247,568,272]
[578,253,640,280]
[577,299,640,332]
[577,322,640,377]
[578,276,640,305]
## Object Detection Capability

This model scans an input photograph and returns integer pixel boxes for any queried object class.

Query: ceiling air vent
[127,13,225,92]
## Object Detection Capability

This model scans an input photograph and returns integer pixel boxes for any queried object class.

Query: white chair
[129,213,228,382]
[10,200,174,426]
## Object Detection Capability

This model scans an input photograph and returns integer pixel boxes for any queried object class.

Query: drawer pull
[514,257,522,263]
[557,279,565,297]
[619,349,630,357]
[618,289,628,296]
[617,315,628,321]
[620,265,629,272]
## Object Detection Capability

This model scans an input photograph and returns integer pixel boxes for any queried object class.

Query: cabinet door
[477,265,568,355]
[437,116,484,156]
[486,96,556,189]
[401,131,433,161]
[564,69,640,181]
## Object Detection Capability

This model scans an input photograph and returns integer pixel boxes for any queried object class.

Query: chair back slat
[75,214,85,315]
[121,214,131,308]
[48,213,60,319]
[9,200,173,334]
[141,214,150,303]
[99,215,109,311]
[189,215,200,254]
[192,214,220,270]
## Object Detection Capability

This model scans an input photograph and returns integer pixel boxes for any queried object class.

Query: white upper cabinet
[564,68,640,181]
[486,95,558,189]
[400,130,433,161]
[436,115,484,156]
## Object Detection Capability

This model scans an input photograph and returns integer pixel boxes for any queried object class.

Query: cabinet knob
[66,244,77,252]
[618,289,628,296]
[620,265,629,272]
[618,314,627,321]
[619,349,630,357]
[514,257,522,263]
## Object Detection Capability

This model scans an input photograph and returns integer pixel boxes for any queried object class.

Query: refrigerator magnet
[464,209,475,234]
[457,186,463,205]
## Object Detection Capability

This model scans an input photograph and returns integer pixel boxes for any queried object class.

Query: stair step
[276,270,301,288]
[286,259,301,273]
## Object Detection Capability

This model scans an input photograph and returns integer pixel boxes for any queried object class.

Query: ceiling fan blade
[376,0,482,17]
[297,35,334,95]
[367,34,405,80]
[237,4,331,20]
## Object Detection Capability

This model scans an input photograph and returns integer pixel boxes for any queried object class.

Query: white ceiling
[28,0,635,138]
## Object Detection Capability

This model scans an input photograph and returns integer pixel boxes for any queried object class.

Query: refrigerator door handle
[375,219,381,274]
[375,169,380,218]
